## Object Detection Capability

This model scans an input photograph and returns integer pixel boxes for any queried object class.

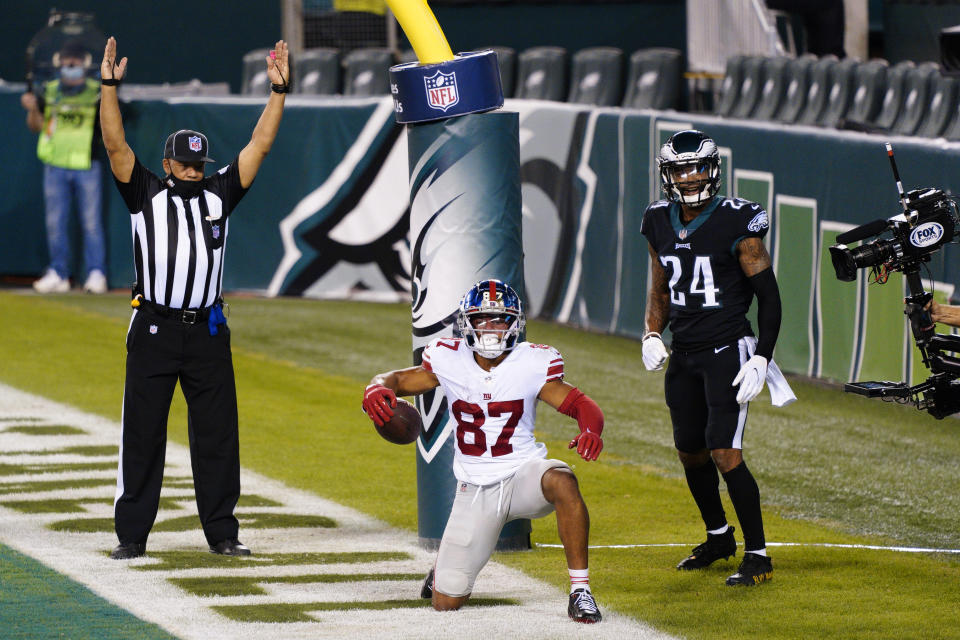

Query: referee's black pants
[115,307,241,547]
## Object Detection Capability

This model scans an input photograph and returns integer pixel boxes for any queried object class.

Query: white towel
[742,336,797,407]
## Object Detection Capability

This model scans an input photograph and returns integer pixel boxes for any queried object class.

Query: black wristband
[271,83,289,94]
[101,78,121,86]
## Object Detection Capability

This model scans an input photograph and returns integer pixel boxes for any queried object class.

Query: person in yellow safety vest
[21,39,108,294]
[333,0,386,15]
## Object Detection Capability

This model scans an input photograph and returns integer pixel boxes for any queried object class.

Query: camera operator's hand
[924,299,960,328]
[733,355,767,404]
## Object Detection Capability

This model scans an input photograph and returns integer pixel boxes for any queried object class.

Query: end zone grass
[0,542,175,640]
[1,291,958,639]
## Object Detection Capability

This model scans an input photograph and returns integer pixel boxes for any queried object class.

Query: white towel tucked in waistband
[742,336,797,407]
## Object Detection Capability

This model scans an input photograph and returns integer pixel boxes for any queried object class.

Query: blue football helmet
[457,279,526,359]
[658,129,721,207]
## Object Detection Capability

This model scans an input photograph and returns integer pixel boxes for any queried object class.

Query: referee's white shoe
[33,269,70,294]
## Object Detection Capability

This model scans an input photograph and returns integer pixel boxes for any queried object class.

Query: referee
[99,37,289,560]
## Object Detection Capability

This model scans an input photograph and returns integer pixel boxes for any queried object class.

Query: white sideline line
[536,543,960,554]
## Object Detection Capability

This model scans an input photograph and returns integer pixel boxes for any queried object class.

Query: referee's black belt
[138,299,215,324]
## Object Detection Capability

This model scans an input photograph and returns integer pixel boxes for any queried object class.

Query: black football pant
[115,307,240,547]
[665,338,767,552]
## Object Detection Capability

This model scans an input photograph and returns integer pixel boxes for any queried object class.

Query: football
[375,398,422,445]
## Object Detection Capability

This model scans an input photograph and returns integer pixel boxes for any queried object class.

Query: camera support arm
[903,266,935,348]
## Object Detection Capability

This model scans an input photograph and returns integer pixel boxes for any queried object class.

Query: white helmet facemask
[475,330,509,358]
[463,313,521,359]
[663,162,718,206]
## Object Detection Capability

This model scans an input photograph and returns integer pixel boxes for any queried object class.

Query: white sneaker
[83,269,108,294]
[33,269,70,294]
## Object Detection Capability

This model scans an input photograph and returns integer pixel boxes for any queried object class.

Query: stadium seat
[482,46,517,98]
[842,59,889,129]
[774,54,817,123]
[294,48,340,95]
[891,62,941,136]
[716,55,747,117]
[729,56,766,119]
[817,58,858,128]
[241,48,272,95]
[751,56,791,121]
[342,47,393,96]
[623,47,682,110]
[916,74,959,138]
[515,46,568,101]
[873,60,916,131]
[941,92,960,140]
[567,47,624,106]
[796,55,839,126]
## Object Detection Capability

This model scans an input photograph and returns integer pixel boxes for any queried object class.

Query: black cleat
[420,568,434,599]
[677,526,737,570]
[726,552,773,586]
[110,542,145,560]
[209,539,251,556]
[568,588,602,624]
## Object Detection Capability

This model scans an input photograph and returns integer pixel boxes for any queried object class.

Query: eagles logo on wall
[268,102,412,300]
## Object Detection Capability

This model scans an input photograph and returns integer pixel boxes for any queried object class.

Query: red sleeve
[557,387,604,435]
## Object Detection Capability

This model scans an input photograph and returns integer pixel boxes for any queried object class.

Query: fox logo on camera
[909,222,944,248]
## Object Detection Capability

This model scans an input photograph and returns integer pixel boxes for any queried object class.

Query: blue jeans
[42,160,106,278]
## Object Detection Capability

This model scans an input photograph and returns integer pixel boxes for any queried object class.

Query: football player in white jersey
[362,279,605,623]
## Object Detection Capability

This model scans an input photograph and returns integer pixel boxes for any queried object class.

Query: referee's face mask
[162,130,213,198]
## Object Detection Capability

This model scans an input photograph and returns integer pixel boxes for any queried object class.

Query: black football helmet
[658,129,721,207]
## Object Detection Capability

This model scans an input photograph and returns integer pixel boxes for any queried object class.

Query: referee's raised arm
[237,40,288,189]
[99,37,134,183]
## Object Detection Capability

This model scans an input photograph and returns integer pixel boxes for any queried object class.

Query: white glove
[732,355,768,404]
[642,333,669,371]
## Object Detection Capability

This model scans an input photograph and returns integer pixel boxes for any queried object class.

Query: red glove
[362,383,396,427]
[569,431,603,461]
[558,388,604,462]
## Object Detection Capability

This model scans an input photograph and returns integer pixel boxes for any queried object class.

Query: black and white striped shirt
[115,158,247,309]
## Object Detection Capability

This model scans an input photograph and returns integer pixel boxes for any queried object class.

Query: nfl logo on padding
[188,135,202,152]
[424,70,459,111]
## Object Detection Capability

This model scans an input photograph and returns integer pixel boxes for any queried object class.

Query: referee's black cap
[163,129,215,163]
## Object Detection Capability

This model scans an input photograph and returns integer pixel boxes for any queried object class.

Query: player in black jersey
[640,130,789,586]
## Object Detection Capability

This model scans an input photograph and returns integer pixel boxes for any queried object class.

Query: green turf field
[1,291,958,639]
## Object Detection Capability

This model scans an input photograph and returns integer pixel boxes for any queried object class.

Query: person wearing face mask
[98,36,289,560]
[21,39,108,294]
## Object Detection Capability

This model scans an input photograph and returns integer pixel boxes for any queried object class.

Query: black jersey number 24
[660,255,720,308]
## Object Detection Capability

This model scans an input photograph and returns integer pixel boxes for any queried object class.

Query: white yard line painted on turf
[0,383,675,640]
[537,542,960,554]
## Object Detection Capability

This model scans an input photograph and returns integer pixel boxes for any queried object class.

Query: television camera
[828,143,960,419]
